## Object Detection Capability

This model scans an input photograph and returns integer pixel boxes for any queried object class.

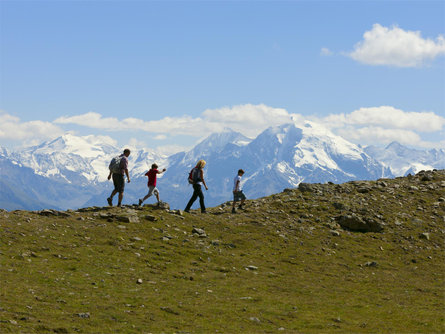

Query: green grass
[1,171,444,333]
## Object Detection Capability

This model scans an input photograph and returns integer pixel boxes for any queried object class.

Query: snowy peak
[28,134,118,158]
[365,142,445,176]
[194,128,251,153]
[248,122,368,171]
[0,146,9,157]
[180,128,251,165]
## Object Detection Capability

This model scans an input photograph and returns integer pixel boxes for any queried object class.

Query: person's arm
[125,169,131,183]
[107,171,112,180]
[201,169,208,190]
[157,168,167,174]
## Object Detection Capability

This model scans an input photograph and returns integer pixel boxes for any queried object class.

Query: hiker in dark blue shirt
[185,159,208,214]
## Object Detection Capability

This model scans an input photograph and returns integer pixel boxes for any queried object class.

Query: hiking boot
[238,205,245,210]
[232,208,236,214]
[201,211,207,214]
[107,198,113,206]
[138,199,143,206]
[184,209,190,213]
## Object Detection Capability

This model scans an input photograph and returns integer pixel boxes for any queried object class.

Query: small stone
[192,228,207,238]
[365,261,378,267]
[249,317,261,323]
[130,237,142,242]
[246,265,258,271]
[77,312,90,318]
[419,233,430,240]
[136,278,143,284]
[330,230,340,236]
[117,215,139,223]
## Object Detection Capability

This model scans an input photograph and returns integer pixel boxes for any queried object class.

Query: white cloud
[4,104,443,151]
[0,111,64,143]
[154,134,167,140]
[202,104,304,137]
[54,104,305,139]
[337,126,422,146]
[324,106,445,132]
[321,47,333,56]
[348,24,445,67]
[319,106,445,148]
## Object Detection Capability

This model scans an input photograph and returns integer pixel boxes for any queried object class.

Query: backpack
[188,167,200,184]
[109,155,123,174]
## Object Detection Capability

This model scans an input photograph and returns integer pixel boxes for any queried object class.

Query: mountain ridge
[1,122,444,210]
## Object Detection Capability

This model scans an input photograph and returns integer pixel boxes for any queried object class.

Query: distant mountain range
[1,122,444,211]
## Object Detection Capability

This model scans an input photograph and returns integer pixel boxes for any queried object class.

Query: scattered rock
[419,233,430,240]
[357,187,371,193]
[298,183,314,192]
[332,202,346,210]
[117,215,140,223]
[77,312,90,318]
[136,278,143,284]
[144,215,157,221]
[160,307,179,315]
[246,265,258,271]
[192,228,207,238]
[157,202,170,210]
[364,261,378,267]
[337,214,384,233]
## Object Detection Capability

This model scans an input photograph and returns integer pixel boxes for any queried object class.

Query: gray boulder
[337,214,384,233]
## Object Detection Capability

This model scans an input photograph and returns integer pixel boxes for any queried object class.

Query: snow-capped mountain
[364,142,445,176]
[7,134,166,185]
[156,122,392,208]
[0,122,443,211]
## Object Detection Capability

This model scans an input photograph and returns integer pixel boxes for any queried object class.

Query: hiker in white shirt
[232,169,246,214]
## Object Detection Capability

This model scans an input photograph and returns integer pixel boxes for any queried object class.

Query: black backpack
[188,168,200,184]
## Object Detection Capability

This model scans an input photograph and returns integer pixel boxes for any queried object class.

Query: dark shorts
[112,173,125,193]
[233,190,246,202]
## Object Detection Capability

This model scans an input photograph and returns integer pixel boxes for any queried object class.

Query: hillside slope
[0,170,444,333]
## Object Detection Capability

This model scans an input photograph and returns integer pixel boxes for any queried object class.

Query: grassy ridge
[1,170,444,333]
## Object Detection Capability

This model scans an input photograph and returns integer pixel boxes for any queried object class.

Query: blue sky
[1,1,444,153]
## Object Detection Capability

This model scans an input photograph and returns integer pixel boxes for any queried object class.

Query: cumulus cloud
[319,106,445,148]
[348,24,445,67]
[55,104,305,139]
[337,126,422,146]
[55,112,216,136]
[0,111,64,143]
[324,106,445,132]
[202,104,304,137]
[4,104,443,151]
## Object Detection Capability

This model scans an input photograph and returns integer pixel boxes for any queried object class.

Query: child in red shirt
[138,164,166,206]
